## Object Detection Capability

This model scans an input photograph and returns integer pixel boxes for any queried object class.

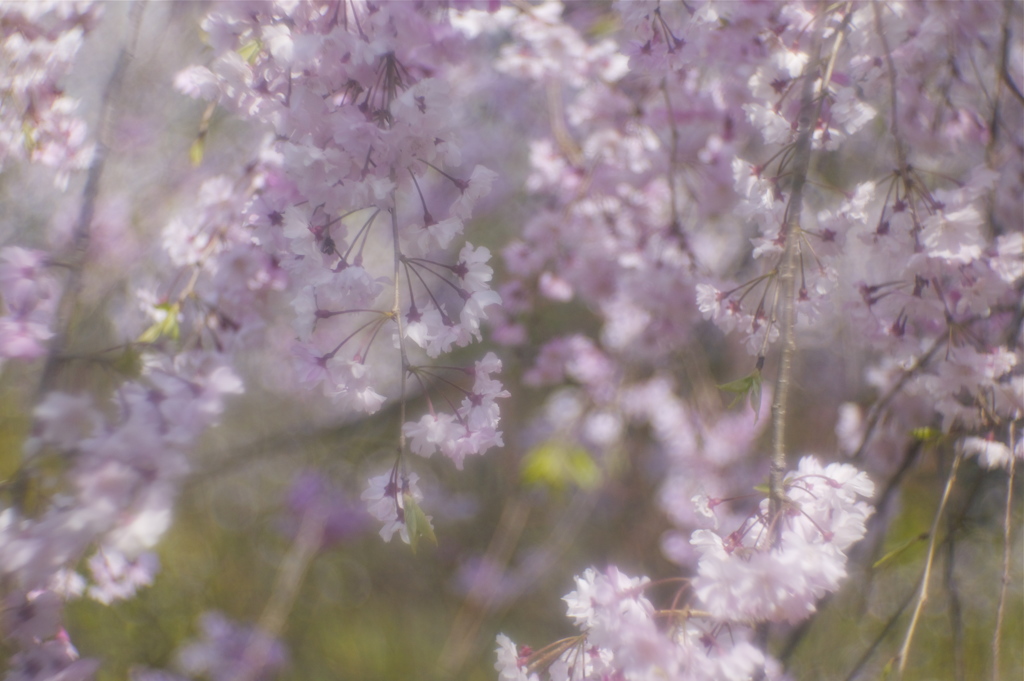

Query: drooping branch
[768,4,851,536]
[38,1,145,396]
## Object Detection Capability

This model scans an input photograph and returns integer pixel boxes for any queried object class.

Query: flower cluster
[691,457,874,624]
[480,1,1020,678]
[403,351,509,470]
[0,1,1019,680]
[497,456,871,681]
[176,1,507,542]
[0,247,59,364]
[0,1,98,187]
[497,567,781,681]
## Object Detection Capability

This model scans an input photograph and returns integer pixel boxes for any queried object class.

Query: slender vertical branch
[661,80,681,234]
[992,425,1016,681]
[38,1,146,396]
[546,79,583,167]
[897,450,962,677]
[842,573,920,681]
[390,196,409,456]
[998,0,1024,106]
[944,507,966,681]
[872,0,908,171]
[769,233,799,533]
[768,5,847,533]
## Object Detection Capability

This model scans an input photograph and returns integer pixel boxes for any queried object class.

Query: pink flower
[361,471,428,544]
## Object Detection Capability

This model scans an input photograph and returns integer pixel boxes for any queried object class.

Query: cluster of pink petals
[1,348,244,676]
[361,470,426,545]
[404,352,509,470]
[691,457,874,624]
[0,247,59,364]
[496,456,872,680]
[175,3,508,546]
[497,565,787,681]
[3,355,244,585]
[0,2,98,187]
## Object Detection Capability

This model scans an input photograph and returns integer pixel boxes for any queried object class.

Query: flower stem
[992,424,1016,681]
[897,450,962,677]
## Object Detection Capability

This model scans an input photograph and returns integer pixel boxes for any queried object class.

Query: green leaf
[21,121,36,154]
[403,494,416,554]
[402,493,436,555]
[521,441,601,491]
[872,532,928,569]
[137,303,180,344]
[717,369,763,419]
[189,136,205,167]
[911,426,942,443]
[587,14,619,38]
[237,38,262,64]
[566,448,601,489]
[749,371,763,421]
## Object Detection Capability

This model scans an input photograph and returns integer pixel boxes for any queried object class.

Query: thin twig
[871,0,908,170]
[943,501,965,681]
[546,79,583,167]
[844,464,983,680]
[661,80,681,235]
[999,0,1024,105]
[896,450,962,677]
[851,336,945,461]
[390,197,409,458]
[992,424,1016,681]
[842,575,919,681]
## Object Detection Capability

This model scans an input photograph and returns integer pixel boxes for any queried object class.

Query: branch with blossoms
[4,0,510,676]
[0,1,1021,680]
[461,1,1022,679]
[497,457,875,681]
[0,4,282,678]
[174,0,508,549]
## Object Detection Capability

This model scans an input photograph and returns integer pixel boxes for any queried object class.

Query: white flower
[962,436,1014,470]
[920,206,984,264]
[456,242,495,293]
[450,165,498,220]
[494,634,538,681]
[361,471,426,544]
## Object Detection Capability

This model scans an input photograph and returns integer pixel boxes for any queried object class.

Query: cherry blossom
[0,1,1020,680]
[0,2,98,186]
[361,469,428,545]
